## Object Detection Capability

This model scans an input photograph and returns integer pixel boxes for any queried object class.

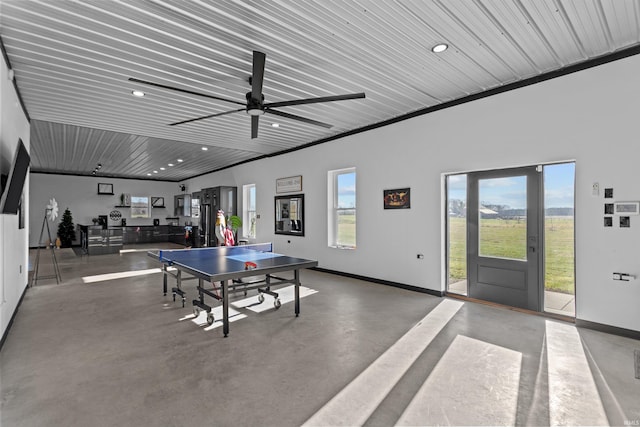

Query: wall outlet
[416,254,424,259]
[592,182,600,196]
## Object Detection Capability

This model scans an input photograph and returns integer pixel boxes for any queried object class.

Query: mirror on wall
[275,194,304,236]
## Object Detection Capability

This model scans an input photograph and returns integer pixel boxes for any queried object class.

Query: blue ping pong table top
[155,243,314,278]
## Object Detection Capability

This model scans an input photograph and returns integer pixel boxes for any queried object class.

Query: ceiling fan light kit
[129,50,365,139]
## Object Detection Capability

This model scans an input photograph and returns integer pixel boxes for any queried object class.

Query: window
[243,184,256,239]
[328,168,356,248]
[131,196,150,218]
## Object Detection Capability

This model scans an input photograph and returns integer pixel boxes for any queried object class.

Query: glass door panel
[478,176,527,260]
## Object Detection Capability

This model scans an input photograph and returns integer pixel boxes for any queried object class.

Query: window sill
[329,245,356,250]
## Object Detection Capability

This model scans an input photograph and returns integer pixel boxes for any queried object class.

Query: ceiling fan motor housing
[245,92,265,116]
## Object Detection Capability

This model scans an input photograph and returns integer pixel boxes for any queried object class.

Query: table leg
[162,264,168,295]
[295,269,300,317]
[223,279,229,337]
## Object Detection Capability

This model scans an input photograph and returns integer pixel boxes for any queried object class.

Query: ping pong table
[148,243,318,337]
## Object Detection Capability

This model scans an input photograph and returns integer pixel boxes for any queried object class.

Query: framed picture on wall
[97,183,113,195]
[276,175,302,193]
[383,188,410,209]
[151,196,165,207]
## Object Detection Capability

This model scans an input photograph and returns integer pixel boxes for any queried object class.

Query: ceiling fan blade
[169,108,244,126]
[128,77,245,106]
[265,108,333,129]
[251,51,266,100]
[251,116,259,139]
[265,92,365,109]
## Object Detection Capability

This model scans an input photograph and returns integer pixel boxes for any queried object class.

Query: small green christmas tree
[57,207,75,248]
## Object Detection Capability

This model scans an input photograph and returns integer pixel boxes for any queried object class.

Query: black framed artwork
[383,188,410,209]
[97,183,114,195]
[151,197,165,207]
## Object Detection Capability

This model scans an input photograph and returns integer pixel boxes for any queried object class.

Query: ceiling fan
[129,50,365,139]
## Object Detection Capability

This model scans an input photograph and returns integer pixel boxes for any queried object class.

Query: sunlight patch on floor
[545,320,608,426]
[82,268,162,283]
[396,335,521,426]
[303,299,464,427]
[179,306,247,331]
[231,285,318,313]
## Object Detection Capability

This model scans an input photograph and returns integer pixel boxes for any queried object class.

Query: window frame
[328,167,356,249]
[242,184,256,239]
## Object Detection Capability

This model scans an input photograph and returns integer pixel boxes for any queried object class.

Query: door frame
[467,166,543,311]
[445,165,546,312]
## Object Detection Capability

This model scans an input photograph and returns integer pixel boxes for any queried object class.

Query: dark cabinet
[122,226,169,244]
[79,225,123,255]
[81,225,199,250]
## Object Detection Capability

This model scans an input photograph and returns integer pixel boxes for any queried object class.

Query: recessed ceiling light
[177,159,184,162]
[160,167,165,170]
[147,173,152,176]
[202,147,208,151]
[168,163,174,167]
[153,170,158,173]
[132,90,145,97]
[432,43,448,53]
[271,123,280,128]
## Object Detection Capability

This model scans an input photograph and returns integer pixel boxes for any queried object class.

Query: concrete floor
[1,244,639,426]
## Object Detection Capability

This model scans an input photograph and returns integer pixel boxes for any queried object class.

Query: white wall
[28,174,183,247]
[1,52,31,341]
[184,54,640,333]
[14,52,640,333]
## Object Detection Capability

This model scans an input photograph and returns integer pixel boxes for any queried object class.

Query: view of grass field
[337,213,356,247]
[336,212,574,295]
[448,217,575,294]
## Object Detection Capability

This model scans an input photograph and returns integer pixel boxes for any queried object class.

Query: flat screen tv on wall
[0,138,30,214]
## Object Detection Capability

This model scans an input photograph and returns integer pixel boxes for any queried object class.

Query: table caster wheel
[206,313,215,325]
[258,293,265,303]
[193,307,200,317]
[274,299,281,309]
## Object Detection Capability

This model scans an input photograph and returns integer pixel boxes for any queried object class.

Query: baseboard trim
[575,319,640,340]
[0,283,28,353]
[310,267,445,297]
